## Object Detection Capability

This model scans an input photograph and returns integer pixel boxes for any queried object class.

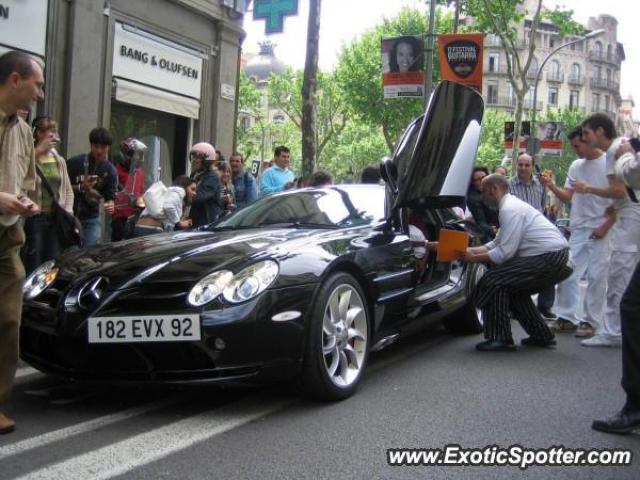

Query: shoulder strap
[35,164,60,202]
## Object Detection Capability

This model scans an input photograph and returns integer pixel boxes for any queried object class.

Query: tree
[476,109,511,169]
[301,0,321,178]
[268,69,347,167]
[462,0,583,168]
[336,7,453,153]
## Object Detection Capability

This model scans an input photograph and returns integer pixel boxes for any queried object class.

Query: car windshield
[211,187,385,230]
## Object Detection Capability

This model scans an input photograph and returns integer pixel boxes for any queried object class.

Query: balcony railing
[485,96,542,110]
[588,50,621,66]
[590,77,620,92]
[546,71,564,83]
[567,74,584,86]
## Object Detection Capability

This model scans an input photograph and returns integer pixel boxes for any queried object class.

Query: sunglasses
[189,151,209,161]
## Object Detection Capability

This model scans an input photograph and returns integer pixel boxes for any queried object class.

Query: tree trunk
[301,0,321,178]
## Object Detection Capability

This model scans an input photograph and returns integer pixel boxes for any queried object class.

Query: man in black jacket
[188,142,223,227]
[67,128,117,246]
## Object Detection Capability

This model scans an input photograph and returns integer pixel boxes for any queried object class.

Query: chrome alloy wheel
[321,284,368,388]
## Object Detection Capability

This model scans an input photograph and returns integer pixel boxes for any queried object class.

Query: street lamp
[528,28,605,154]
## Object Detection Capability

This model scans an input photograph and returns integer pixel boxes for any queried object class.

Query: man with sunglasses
[188,142,223,227]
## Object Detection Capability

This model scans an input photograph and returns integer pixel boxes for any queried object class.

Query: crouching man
[456,174,572,351]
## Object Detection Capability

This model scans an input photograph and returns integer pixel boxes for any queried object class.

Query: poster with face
[381,35,425,99]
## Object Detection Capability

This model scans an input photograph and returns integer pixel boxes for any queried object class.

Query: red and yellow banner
[438,33,484,92]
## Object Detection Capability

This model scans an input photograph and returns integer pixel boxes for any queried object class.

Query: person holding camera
[188,142,223,227]
[66,127,118,246]
[217,161,236,216]
[22,115,74,274]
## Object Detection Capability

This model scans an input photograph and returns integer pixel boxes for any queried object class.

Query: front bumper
[20,284,318,386]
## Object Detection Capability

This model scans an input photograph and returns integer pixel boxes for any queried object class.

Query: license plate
[88,314,201,343]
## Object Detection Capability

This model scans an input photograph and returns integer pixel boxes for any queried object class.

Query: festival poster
[381,35,425,99]
[438,33,484,92]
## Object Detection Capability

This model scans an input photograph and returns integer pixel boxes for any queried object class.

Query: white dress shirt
[485,193,568,264]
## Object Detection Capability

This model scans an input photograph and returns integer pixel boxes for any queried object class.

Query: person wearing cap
[67,127,118,246]
[188,142,223,227]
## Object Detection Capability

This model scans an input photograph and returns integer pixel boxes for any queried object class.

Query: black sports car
[21,81,485,399]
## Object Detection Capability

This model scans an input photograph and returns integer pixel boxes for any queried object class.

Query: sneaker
[548,318,577,333]
[575,322,595,338]
[538,308,557,320]
[581,334,621,348]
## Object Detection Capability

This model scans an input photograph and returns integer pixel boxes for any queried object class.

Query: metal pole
[424,0,437,108]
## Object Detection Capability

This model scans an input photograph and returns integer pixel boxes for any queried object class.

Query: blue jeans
[22,213,63,275]
[81,217,101,247]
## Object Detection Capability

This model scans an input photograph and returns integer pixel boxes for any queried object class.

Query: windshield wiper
[255,222,338,229]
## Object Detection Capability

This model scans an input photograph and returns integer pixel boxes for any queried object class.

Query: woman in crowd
[22,116,74,274]
[466,166,499,242]
[217,161,236,216]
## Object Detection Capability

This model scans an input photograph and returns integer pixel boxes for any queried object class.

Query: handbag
[36,165,84,248]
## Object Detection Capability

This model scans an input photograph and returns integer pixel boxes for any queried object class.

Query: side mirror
[380,157,398,195]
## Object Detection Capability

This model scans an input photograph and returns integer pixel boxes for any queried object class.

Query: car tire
[301,272,369,400]
[443,263,485,335]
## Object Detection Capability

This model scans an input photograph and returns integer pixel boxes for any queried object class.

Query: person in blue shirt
[260,146,294,196]
[230,152,257,209]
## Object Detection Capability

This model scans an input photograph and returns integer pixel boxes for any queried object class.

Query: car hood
[55,229,313,288]
[392,80,484,209]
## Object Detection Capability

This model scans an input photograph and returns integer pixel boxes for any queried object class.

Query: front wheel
[302,272,369,400]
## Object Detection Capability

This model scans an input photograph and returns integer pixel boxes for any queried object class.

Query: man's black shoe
[476,340,516,352]
[592,410,640,434]
[538,308,557,320]
[521,336,557,348]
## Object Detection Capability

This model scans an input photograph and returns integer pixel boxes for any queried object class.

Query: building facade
[477,0,626,127]
[0,0,246,178]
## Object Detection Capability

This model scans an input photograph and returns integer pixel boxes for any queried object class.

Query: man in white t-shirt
[541,127,614,338]
[577,114,640,348]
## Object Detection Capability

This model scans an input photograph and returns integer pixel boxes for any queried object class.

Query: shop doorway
[110,101,190,179]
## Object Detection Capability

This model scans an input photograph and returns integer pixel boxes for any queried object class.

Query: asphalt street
[1,322,637,480]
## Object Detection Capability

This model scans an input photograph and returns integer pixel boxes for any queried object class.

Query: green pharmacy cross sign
[253,0,299,34]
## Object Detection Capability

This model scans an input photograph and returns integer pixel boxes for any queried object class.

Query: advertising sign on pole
[381,35,425,99]
[438,33,484,92]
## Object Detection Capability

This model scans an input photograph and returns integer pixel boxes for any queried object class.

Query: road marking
[0,395,187,461]
[15,367,39,379]
[15,393,292,480]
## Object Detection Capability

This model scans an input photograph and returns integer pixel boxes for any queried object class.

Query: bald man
[457,174,571,352]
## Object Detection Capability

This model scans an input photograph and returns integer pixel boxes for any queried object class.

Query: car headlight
[23,260,58,300]
[187,270,234,307]
[223,260,279,304]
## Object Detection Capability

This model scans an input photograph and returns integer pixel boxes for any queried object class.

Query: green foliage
[336,7,454,152]
[319,122,388,182]
[476,109,511,170]
[267,68,347,162]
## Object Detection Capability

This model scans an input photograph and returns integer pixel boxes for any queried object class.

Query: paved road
[1,324,637,480]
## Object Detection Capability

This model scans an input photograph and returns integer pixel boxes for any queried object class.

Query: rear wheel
[302,272,369,400]
[443,263,485,335]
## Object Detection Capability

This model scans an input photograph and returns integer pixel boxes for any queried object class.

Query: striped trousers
[473,248,571,343]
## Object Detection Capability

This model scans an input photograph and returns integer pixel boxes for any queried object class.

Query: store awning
[113,78,200,119]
